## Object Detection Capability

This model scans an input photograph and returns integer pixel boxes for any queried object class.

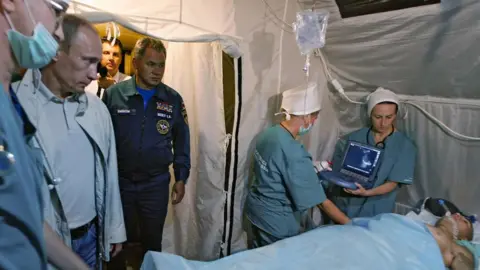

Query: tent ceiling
[334,0,441,18]
[297,0,480,99]
[69,0,242,57]
[94,23,145,50]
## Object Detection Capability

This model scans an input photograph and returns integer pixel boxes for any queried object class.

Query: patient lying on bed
[432,214,476,269]
[141,213,477,270]
[350,214,476,270]
[426,220,475,269]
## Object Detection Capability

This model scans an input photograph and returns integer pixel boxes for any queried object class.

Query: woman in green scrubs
[329,88,417,220]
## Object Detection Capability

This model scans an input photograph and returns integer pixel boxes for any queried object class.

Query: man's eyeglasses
[47,0,69,17]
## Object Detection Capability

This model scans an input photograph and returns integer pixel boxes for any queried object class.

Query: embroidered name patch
[117,108,136,115]
[156,119,170,135]
[157,112,172,119]
[157,102,173,113]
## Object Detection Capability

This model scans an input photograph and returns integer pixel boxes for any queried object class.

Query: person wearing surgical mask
[328,88,417,221]
[0,0,89,269]
[245,83,350,248]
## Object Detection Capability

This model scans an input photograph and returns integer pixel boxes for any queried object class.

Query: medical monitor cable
[316,48,480,141]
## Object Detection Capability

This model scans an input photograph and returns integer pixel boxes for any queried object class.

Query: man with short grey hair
[103,37,191,265]
[12,14,126,268]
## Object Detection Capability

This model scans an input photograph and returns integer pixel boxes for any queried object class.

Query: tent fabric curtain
[162,42,229,260]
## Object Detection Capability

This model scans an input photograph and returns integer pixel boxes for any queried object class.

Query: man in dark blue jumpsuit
[102,37,190,261]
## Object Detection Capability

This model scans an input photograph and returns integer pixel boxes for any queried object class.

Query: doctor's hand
[344,183,370,196]
[172,181,185,205]
[313,161,332,173]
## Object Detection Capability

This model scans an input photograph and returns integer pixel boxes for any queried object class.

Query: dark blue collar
[125,75,169,101]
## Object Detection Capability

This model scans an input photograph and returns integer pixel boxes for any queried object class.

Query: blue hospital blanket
[141,214,445,270]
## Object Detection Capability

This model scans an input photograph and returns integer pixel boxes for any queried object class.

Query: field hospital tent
[68,0,480,263]
[235,0,480,231]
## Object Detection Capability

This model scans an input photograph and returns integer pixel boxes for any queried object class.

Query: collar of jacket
[13,69,88,115]
[124,75,169,101]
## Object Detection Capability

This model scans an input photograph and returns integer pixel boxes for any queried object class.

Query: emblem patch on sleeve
[181,102,188,125]
[156,119,170,135]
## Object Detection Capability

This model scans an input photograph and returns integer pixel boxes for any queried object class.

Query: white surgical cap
[367,87,399,117]
[280,82,321,116]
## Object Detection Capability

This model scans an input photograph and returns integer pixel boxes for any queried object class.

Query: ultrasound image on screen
[342,143,381,178]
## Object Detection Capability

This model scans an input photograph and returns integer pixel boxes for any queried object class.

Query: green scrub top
[245,125,327,240]
[329,127,417,219]
[0,85,46,269]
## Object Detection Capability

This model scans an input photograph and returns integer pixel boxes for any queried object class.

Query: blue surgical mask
[4,1,59,69]
[298,124,312,136]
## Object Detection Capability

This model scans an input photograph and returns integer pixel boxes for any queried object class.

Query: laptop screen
[342,141,382,178]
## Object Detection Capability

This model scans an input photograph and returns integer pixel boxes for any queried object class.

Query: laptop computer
[318,140,383,190]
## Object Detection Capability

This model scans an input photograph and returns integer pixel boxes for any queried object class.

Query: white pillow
[473,221,480,244]
[405,209,439,225]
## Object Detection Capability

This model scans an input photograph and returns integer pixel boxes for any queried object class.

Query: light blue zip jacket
[12,69,126,265]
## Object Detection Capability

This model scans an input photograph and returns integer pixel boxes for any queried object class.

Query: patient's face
[452,214,473,241]
[437,214,473,241]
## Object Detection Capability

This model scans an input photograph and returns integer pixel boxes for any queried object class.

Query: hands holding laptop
[344,183,370,196]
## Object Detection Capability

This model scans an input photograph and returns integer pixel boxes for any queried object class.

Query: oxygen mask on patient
[439,199,459,240]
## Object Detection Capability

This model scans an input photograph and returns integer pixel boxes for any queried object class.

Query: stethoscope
[0,86,62,187]
[0,143,15,177]
[366,126,395,149]
[0,132,62,189]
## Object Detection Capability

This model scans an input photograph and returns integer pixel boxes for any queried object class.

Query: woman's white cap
[367,87,399,117]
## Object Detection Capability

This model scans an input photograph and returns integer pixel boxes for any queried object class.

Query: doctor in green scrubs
[329,87,417,220]
[245,83,350,248]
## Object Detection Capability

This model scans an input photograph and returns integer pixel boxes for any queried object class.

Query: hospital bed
[140,200,479,270]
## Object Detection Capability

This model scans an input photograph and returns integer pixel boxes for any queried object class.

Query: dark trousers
[250,224,282,249]
[121,173,170,254]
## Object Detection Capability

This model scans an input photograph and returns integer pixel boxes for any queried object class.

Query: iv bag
[293,9,330,55]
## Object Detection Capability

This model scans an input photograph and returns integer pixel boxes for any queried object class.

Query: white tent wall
[68,0,242,261]
[235,0,480,249]
[162,42,228,260]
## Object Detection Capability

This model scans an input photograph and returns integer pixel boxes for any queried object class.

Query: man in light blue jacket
[12,14,126,268]
[0,0,92,269]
